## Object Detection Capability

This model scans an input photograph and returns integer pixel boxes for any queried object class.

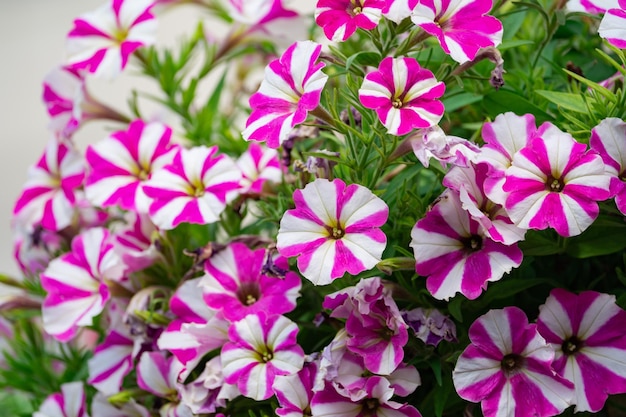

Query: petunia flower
[242,40,328,148]
[599,1,626,53]
[383,0,418,23]
[221,312,305,401]
[503,122,612,237]
[226,0,298,26]
[537,289,626,412]
[85,119,179,213]
[273,359,318,417]
[34,382,90,417]
[91,394,150,417]
[566,0,618,13]
[409,126,479,168]
[411,0,503,64]
[402,307,457,346]
[276,178,388,285]
[236,142,282,194]
[358,57,445,136]
[111,212,159,274]
[66,0,157,79]
[453,307,574,417]
[142,145,242,230]
[315,0,387,42]
[179,357,239,414]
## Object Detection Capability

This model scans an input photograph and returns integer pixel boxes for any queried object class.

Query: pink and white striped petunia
[221,312,305,401]
[566,0,618,12]
[359,57,445,136]
[66,0,157,79]
[590,117,626,215]
[410,190,523,300]
[276,178,388,285]
[226,0,298,26]
[453,307,574,417]
[242,41,328,149]
[599,1,626,52]
[136,351,181,398]
[411,0,503,64]
[503,122,612,237]
[315,0,387,42]
[273,360,318,417]
[142,145,242,230]
[111,212,159,274]
[537,289,626,412]
[237,143,282,194]
[86,119,179,213]
[201,242,301,322]
[34,382,89,417]
[91,394,150,417]
[41,227,124,341]
[42,66,85,139]
[383,0,418,23]
[13,138,85,231]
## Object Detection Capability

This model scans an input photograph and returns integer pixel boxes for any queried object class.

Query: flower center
[259,349,273,363]
[327,225,345,239]
[137,169,149,181]
[562,336,582,355]
[462,235,483,252]
[236,282,261,306]
[361,398,379,416]
[546,175,564,192]
[392,98,403,108]
[349,0,364,15]
[501,353,524,375]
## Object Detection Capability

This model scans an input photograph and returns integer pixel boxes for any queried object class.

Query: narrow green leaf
[566,226,626,258]
[535,90,588,113]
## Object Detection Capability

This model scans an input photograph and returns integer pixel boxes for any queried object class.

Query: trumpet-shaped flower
[410,190,522,300]
[503,123,612,237]
[42,66,85,139]
[41,228,124,341]
[86,120,179,213]
[383,0,418,23]
[111,212,159,274]
[590,117,626,214]
[242,41,328,148]
[142,146,242,230]
[221,313,304,401]
[66,0,157,78]
[237,143,282,194]
[453,307,574,417]
[13,138,85,231]
[273,360,318,417]
[34,382,89,417]
[276,178,388,285]
[537,289,626,412]
[136,351,181,398]
[359,57,445,136]
[566,0,618,12]
[411,0,503,64]
[599,1,626,49]
[315,0,387,42]
[91,394,150,417]
[226,0,298,26]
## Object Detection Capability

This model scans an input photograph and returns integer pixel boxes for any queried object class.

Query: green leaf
[482,90,551,123]
[535,90,588,113]
[448,296,464,323]
[566,225,626,258]
[430,357,443,386]
[519,230,563,256]
[442,92,483,113]
[564,69,617,102]
[477,278,550,306]
[345,51,381,72]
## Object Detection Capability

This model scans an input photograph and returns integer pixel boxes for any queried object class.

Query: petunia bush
[4,0,626,416]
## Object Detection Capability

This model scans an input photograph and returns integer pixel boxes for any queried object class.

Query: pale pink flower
[600,1,626,50]
[411,0,503,63]
[85,119,179,212]
[359,57,445,136]
[590,117,626,215]
[537,289,626,412]
[237,143,282,194]
[453,307,574,417]
[179,357,239,414]
[12,225,63,276]
[66,0,157,79]
[34,382,89,417]
[410,126,479,168]
[142,146,242,230]
[242,41,328,148]
[315,0,387,42]
[276,178,388,285]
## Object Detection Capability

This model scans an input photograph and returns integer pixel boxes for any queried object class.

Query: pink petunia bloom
[410,190,523,300]
[13,138,85,231]
[226,0,298,26]
[242,41,328,149]
[566,0,618,13]
[142,145,242,230]
[537,289,626,412]
[359,57,445,136]
[383,0,418,23]
[41,228,124,342]
[34,382,90,417]
[179,357,239,414]
[599,1,626,53]
[273,359,318,417]
[590,117,626,215]
[276,178,388,285]
[411,0,503,64]
[201,242,301,322]
[315,0,387,42]
[12,224,64,276]
[237,143,282,194]
[453,307,574,417]
[91,394,150,417]
[66,0,157,79]
[409,126,479,168]
[86,119,179,213]
[503,122,612,237]
[221,313,304,401]
[111,212,159,274]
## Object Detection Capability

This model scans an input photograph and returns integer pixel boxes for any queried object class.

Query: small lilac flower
[410,190,522,300]
[179,357,239,415]
[409,126,479,169]
[34,382,89,417]
[359,57,445,136]
[402,307,457,346]
[599,1,626,49]
[242,41,328,148]
[276,178,388,285]
[411,0,503,64]
[142,146,242,230]
[221,313,305,401]
[453,307,574,417]
[315,0,387,42]
[537,289,626,412]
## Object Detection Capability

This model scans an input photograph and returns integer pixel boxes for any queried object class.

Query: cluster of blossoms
[5,0,626,417]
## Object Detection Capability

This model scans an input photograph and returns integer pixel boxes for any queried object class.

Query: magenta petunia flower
[453,307,574,417]
[221,313,304,401]
[13,138,85,231]
[86,119,179,213]
[599,0,626,48]
[111,212,159,274]
[41,228,124,342]
[142,146,242,230]
[358,57,445,136]
[410,190,523,300]
[237,143,282,194]
[42,66,85,139]
[383,0,419,23]
[66,0,157,79]
[273,360,318,417]
[411,0,503,64]
[91,394,150,417]
[226,0,298,26]
[276,178,388,285]
[315,0,387,42]
[537,289,626,412]
[201,242,301,322]
[566,0,618,13]
[242,41,328,148]
[590,117,626,215]
[503,122,612,237]
[34,382,89,417]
